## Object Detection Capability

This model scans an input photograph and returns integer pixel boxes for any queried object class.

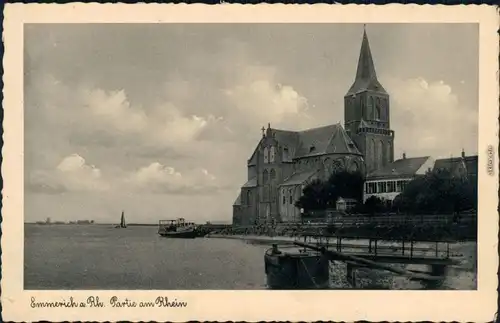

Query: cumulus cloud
[224,65,314,132]
[127,162,221,194]
[27,154,109,193]
[84,89,148,134]
[384,77,478,158]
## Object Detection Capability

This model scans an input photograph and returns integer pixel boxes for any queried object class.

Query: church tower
[344,26,395,174]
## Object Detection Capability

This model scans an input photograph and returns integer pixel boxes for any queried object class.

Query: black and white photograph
[2,3,498,322]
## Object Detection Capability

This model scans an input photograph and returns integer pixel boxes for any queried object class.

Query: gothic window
[282,190,286,205]
[375,98,381,120]
[263,186,270,201]
[377,140,384,169]
[386,142,392,163]
[247,190,252,205]
[263,147,269,164]
[263,169,269,184]
[323,158,332,177]
[270,169,276,181]
[270,146,276,163]
[360,100,366,118]
[370,138,376,171]
[350,161,359,172]
[283,147,289,161]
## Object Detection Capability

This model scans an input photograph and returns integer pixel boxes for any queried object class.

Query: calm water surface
[25,224,268,289]
[24,224,477,290]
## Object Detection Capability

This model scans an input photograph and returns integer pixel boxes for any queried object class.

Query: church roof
[280,170,318,187]
[241,177,258,188]
[233,192,241,206]
[292,123,362,159]
[367,156,431,180]
[346,28,387,96]
[251,123,362,163]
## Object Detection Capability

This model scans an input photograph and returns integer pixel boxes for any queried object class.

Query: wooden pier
[294,233,457,287]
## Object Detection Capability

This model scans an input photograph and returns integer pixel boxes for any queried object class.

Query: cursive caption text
[30,296,188,308]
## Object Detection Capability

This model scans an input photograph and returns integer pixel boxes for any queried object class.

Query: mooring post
[346,263,356,288]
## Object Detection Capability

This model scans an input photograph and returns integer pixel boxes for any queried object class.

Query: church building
[232,28,396,225]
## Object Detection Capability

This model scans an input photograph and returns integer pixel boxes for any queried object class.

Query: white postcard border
[2,4,499,322]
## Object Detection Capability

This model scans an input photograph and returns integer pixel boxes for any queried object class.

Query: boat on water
[158,218,198,239]
[264,244,330,289]
[115,211,127,229]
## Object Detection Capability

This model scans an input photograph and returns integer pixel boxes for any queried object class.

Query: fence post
[369,239,372,253]
[374,239,378,255]
[402,240,405,256]
[410,240,414,258]
[435,241,438,257]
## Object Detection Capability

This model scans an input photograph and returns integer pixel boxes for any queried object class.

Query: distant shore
[25,222,158,226]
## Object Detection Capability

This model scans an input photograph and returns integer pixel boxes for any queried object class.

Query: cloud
[224,65,314,132]
[384,76,478,158]
[127,162,221,194]
[27,154,109,193]
[84,89,148,134]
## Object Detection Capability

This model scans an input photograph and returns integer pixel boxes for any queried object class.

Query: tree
[295,170,365,213]
[327,170,364,201]
[363,196,386,216]
[398,168,477,215]
[295,179,329,212]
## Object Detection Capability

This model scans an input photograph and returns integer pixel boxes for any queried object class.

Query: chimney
[402,152,406,160]
[461,149,465,158]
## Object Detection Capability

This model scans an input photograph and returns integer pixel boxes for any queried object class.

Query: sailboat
[115,211,127,228]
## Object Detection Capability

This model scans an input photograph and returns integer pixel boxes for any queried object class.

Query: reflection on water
[24,224,476,290]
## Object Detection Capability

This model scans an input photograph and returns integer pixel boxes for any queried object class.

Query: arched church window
[323,158,332,177]
[375,98,381,120]
[350,161,359,173]
[263,147,269,164]
[263,169,269,184]
[270,169,276,181]
[377,140,384,168]
[370,138,377,171]
[386,142,392,163]
[283,147,289,161]
[270,146,276,163]
[360,100,366,118]
[247,190,252,205]
[370,96,374,108]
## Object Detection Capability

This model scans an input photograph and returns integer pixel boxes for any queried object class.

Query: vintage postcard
[2,3,498,322]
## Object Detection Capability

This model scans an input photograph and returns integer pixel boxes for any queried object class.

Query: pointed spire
[355,27,377,80]
[346,26,387,96]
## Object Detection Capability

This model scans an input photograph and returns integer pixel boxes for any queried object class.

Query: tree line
[295,168,477,216]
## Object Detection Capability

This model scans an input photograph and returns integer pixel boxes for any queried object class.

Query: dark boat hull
[264,250,330,289]
[159,230,197,239]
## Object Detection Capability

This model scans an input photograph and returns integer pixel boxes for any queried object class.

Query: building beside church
[233,27,396,225]
[363,150,478,203]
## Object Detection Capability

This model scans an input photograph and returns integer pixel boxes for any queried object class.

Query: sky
[24,23,479,224]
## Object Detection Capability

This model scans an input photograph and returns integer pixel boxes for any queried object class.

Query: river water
[24,224,476,290]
